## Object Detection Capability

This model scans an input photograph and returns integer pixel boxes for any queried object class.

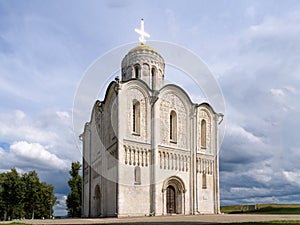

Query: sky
[1,0,300,216]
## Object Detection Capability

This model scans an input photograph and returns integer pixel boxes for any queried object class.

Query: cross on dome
[134,18,150,45]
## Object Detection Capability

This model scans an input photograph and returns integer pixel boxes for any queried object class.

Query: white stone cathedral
[82,23,223,217]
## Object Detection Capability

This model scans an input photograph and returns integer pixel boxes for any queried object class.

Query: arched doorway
[162,176,186,215]
[166,185,176,213]
[93,185,101,217]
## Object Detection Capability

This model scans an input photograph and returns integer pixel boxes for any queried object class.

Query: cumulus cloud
[0,110,58,144]
[53,194,68,216]
[0,109,80,159]
[0,109,80,215]
[10,141,68,170]
[0,141,69,172]
[217,8,300,205]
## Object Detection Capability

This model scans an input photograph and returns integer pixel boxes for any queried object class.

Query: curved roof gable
[197,102,218,115]
[121,78,152,97]
[159,84,194,106]
[87,81,118,125]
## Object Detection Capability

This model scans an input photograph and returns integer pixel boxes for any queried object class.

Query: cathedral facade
[82,44,222,217]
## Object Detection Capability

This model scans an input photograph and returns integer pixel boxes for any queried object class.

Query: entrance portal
[94,185,101,217]
[166,185,176,214]
[162,176,186,215]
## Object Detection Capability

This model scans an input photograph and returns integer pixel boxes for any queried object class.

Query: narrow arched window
[170,110,177,142]
[201,119,206,148]
[133,100,140,134]
[151,67,156,89]
[151,67,155,76]
[94,184,101,216]
[134,65,140,78]
[202,172,207,189]
[134,166,141,185]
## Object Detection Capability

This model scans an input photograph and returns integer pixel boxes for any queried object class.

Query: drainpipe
[215,113,224,214]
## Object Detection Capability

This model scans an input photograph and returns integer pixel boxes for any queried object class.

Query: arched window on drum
[134,64,140,78]
[151,67,156,89]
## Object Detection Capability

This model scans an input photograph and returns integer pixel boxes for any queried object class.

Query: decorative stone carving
[159,92,187,148]
[196,154,214,175]
[126,87,149,141]
[124,145,150,167]
[158,147,190,172]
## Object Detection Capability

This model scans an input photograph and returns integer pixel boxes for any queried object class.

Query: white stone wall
[82,82,118,217]
[159,92,188,149]
[196,172,214,213]
[155,165,191,215]
[83,46,221,217]
[117,81,152,216]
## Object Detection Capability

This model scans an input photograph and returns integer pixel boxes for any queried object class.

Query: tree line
[0,161,82,221]
[66,161,82,218]
[0,168,57,221]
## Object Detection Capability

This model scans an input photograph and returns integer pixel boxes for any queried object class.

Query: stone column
[189,106,197,214]
[150,94,158,215]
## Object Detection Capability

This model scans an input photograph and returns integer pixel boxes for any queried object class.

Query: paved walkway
[10,214,300,224]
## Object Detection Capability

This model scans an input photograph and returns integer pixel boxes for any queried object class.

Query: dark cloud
[217,9,300,205]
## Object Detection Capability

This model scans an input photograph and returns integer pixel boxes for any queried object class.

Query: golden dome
[128,44,157,53]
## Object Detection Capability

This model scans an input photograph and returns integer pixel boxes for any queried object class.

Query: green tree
[0,168,24,220]
[66,161,82,217]
[0,173,5,220]
[21,171,57,219]
[0,169,58,220]
[21,170,40,219]
[34,182,57,219]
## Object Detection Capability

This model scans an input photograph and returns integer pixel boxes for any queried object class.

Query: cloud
[0,147,5,157]
[270,88,285,98]
[0,109,80,215]
[56,111,70,120]
[0,141,69,172]
[0,9,84,113]
[0,109,80,159]
[217,8,300,205]
[220,123,272,172]
[10,141,68,171]
[54,194,68,216]
[0,110,57,144]
[283,171,300,187]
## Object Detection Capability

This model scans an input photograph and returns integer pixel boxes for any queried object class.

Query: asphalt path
[7,214,300,225]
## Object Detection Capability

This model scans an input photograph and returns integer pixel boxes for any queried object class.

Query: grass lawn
[221,204,300,214]
[0,223,26,225]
